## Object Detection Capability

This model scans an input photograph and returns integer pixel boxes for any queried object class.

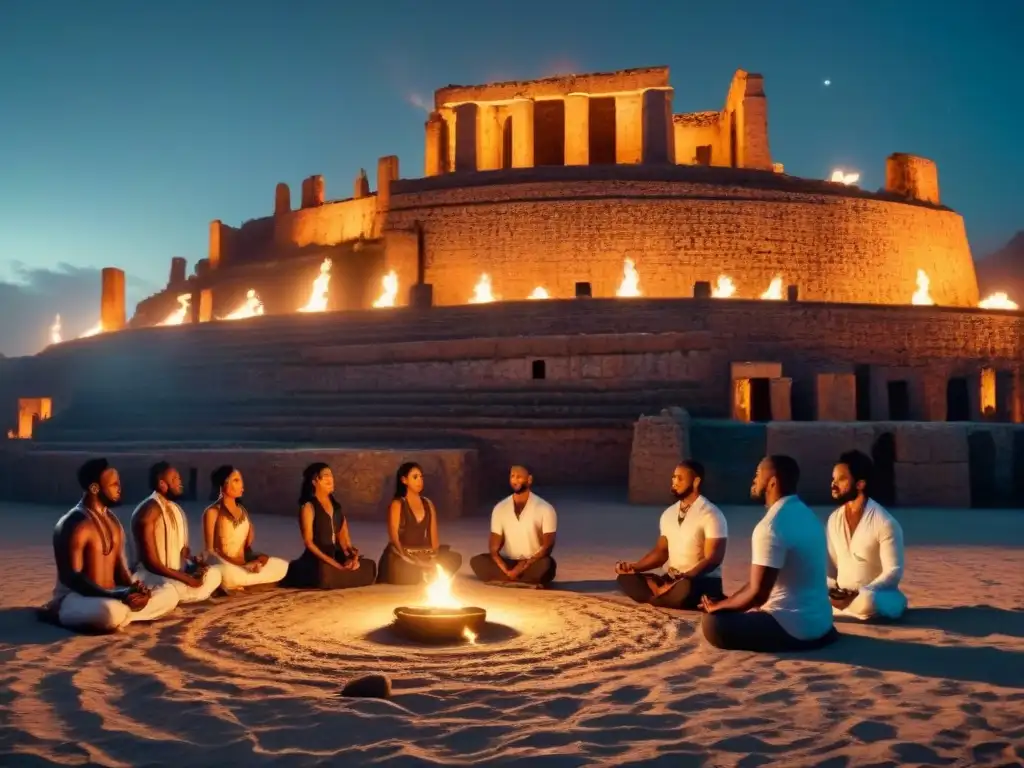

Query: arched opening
[501,115,513,169]
[871,432,896,507]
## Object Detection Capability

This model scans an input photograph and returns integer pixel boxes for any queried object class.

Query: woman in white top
[204,465,289,590]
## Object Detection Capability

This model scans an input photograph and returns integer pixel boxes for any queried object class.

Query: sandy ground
[0,489,1022,767]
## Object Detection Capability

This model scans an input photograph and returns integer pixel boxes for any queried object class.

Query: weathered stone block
[628,408,690,504]
[893,423,968,464]
[815,373,857,422]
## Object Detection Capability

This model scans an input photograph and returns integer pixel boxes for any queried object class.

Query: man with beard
[42,458,179,633]
[130,461,222,603]
[469,464,557,587]
[614,461,728,609]
[700,455,838,652]
[826,450,907,621]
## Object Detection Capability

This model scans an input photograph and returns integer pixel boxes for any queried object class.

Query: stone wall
[385,167,977,307]
[434,67,670,107]
[628,408,690,503]
[0,445,479,520]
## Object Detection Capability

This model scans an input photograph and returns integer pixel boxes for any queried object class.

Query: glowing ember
[911,269,934,306]
[221,289,265,320]
[616,258,642,297]
[528,286,550,300]
[761,276,784,300]
[711,275,736,298]
[79,321,103,338]
[298,258,332,313]
[462,627,478,644]
[49,315,62,345]
[469,274,496,304]
[423,565,461,609]
[372,270,399,308]
[829,169,860,185]
[159,294,191,326]
[979,292,1019,310]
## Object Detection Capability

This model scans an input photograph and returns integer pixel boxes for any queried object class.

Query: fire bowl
[393,606,487,643]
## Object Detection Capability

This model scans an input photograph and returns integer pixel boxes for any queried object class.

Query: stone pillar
[509,98,535,168]
[642,89,671,164]
[376,155,399,212]
[769,377,792,421]
[100,267,126,332]
[454,103,478,172]
[310,175,325,206]
[615,92,644,165]
[168,257,187,286]
[208,220,222,269]
[424,112,445,177]
[439,107,456,172]
[886,153,940,205]
[919,372,947,421]
[815,373,857,421]
[274,182,291,215]
[300,178,313,208]
[732,378,752,422]
[476,103,502,171]
[564,93,590,166]
[353,169,370,198]
[191,289,213,323]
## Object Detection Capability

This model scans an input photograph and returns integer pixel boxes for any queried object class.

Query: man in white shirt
[827,450,907,621]
[614,460,728,609]
[701,455,838,652]
[470,464,557,587]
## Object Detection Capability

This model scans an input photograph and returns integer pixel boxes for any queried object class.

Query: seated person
[204,465,289,590]
[130,461,222,603]
[470,464,557,587]
[826,450,907,621]
[701,455,838,653]
[41,458,178,633]
[283,462,377,589]
[615,460,727,609]
[377,462,463,585]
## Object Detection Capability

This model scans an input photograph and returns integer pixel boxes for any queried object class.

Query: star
[824,79,831,86]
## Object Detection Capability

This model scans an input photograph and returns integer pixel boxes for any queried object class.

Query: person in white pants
[130,462,222,603]
[43,458,179,634]
[827,450,908,621]
[203,465,288,590]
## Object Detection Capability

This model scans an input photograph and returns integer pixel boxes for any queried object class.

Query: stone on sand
[341,673,392,699]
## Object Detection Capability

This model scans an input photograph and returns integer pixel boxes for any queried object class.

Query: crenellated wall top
[434,66,670,108]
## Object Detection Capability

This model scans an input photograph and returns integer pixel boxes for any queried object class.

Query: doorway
[946,377,970,421]
[887,380,910,421]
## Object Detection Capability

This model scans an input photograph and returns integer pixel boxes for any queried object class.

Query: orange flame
[49,315,62,345]
[761,276,784,300]
[372,270,399,308]
[829,169,860,185]
[615,258,641,297]
[711,276,736,298]
[298,258,332,313]
[911,269,934,306]
[979,292,1019,310]
[159,294,191,326]
[528,287,550,300]
[221,289,265,320]
[469,274,496,304]
[79,321,103,338]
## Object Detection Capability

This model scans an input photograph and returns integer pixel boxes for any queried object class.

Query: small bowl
[393,606,487,643]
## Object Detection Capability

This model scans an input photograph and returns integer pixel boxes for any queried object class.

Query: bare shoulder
[55,508,95,545]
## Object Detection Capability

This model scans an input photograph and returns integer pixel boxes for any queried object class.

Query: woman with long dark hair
[377,462,462,585]
[203,465,288,591]
[283,462,376,589]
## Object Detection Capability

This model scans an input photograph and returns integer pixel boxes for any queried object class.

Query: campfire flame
[221,289,265,320]
[373,270,399,308]
[711,276,736,298]
[911,269,934,306]
[761,276,784,300]
[422,564,476,644]
[298,258,332,313]
[528,286,550,300]
[830,169,860,185]
[469,274,496,304]
[79,321,103,338]
[616,258,641,297]
[979,292,1019,310]
[160,294,191,326]
[49,315,62,345]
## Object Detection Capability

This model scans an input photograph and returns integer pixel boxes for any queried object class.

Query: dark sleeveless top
[309,497,343,554]
[397,497,432,548]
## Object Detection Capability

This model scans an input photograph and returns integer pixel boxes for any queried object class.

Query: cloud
[406,92,432,113]
[0,262,159,358]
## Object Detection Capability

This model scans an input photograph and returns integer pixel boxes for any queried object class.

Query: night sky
[0,1,1020,354]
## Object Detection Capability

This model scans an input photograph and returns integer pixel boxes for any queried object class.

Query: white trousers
[134,565,222,604]
[56,585,180,633]
[209,555,289,590]
[834,587,907,621]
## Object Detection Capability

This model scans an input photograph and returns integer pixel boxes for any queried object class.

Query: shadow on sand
[553,579,617,595]
[0,607,76,646]
[364,621,521,648]
[898,605,1024,639]
[787,631,1024,689]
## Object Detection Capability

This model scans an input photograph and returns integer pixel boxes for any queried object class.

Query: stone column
[564,93,589,166]
[476,103,502,171]
[274,182,291,215]
[453,103,478,172]
[169,257,187,286]
[641,89,671,164]
[300,178,313,208]
[208,220,222,269]
[377,155,399,211]
[310,175,325,206]
[100,267,126,332]
[353,169,370,198]
[615,92,644,165]
[509,98,535,168]
[424,112,445,177]
[191,289,213,323]
[439,107,456,172]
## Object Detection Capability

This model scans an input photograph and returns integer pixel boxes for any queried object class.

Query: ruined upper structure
[423,66,772,175]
